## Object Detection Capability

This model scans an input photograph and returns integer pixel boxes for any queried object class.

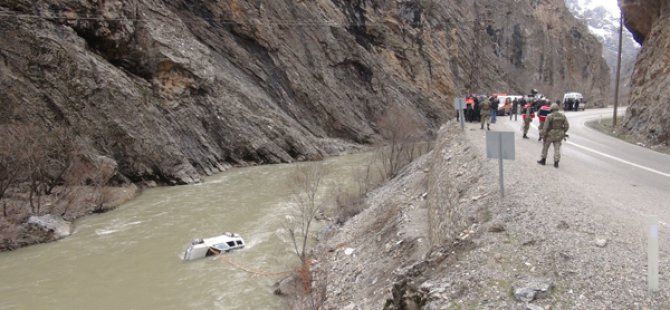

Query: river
[0,152,377,310]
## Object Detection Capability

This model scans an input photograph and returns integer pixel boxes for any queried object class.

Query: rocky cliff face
[565,0,640,101]
[621,0,670,147]
[0,0,610,186]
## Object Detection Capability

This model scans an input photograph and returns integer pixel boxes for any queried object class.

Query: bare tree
[44,127,76,195]
[0,125,24,203]
[283,163,327,265]
[20,125,51,214]
[375,105,428,179]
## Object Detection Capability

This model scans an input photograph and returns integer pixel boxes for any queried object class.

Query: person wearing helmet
[537,103,570,168]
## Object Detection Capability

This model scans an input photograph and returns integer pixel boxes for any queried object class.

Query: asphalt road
[495,107,670,229]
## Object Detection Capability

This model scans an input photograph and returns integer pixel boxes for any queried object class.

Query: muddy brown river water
[0,152,376,309]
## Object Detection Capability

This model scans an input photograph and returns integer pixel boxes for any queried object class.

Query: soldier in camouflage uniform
[480,97,491,130]
[521,98,533,139]
[537,103,569,168]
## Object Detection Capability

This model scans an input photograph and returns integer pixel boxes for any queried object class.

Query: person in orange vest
[537,99,552,141]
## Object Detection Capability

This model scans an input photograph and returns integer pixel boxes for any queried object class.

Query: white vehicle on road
[563,92,585,110]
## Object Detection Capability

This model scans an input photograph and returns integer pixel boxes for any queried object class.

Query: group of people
[563,98,581,111]
[460,95,501,127]
[458,89,571,168]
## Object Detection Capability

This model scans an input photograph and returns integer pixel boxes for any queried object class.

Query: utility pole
[613,10,623,130]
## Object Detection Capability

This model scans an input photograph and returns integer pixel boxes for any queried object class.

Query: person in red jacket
[537,100,552,141]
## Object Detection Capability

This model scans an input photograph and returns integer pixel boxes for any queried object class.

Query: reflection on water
[0,152,376,309]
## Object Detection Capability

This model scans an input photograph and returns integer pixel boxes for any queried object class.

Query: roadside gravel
[318,121,669,309]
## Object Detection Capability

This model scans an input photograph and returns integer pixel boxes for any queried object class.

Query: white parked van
[563,92,585,111]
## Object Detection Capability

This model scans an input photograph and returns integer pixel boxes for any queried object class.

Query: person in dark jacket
[511,98,519,121]
[490,96,499,124]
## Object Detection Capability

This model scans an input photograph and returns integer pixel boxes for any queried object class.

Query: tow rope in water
[217,255,293,277]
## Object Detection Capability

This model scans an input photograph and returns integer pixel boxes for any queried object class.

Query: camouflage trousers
[538,121,545,138]
[523,118,531,135]
[541,139,562,162]
[480,113,490,128]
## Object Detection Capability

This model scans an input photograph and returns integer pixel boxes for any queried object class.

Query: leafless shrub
[284,260,328,310]
[334,192,365,225]
[43,127,77,195]
[375,105,429,179]
[0,123,121,221]
[0,124,25,203]
[0,124,82,215]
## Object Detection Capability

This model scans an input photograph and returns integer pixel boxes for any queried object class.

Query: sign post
[648,222,659,292]
[453,97,466,129]
[486,131,515,197]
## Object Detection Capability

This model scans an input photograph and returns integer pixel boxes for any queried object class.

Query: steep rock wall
[622,0,670,147]
[0,0,610,185]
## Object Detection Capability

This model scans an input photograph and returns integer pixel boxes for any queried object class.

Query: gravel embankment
[318,121,669,309]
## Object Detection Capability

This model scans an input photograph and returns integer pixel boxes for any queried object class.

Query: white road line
[566,141,670,179]
[529,118,670,179]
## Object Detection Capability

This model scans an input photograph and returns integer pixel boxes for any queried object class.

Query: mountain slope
[0,0,613,248]
[0,0,611,187]
[565,0,640,98]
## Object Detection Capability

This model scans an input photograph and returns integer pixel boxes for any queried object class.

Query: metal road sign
[486,131,515,197]
[486,131,515,160]
[453,97,466,110]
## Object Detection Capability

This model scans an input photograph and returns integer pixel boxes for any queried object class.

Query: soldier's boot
[537,158,546,165]
[487,124,490,131]
[554,161,559,168]
[522,134,529,139]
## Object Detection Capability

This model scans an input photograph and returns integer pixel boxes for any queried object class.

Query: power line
[0,10,376,27]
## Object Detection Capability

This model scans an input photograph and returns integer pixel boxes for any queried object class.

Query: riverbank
[0,140,365,252]
[0,184,138,251]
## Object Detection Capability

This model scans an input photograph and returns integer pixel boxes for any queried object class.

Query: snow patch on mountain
[565,0,640,88]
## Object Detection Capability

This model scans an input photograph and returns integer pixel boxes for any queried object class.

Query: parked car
[563,92,585,111]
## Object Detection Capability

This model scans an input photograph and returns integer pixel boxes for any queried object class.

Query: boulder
[27,215,72,239]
